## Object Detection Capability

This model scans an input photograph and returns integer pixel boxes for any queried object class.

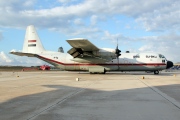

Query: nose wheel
[154,70,159,74]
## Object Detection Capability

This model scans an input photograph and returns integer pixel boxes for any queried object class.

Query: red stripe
[38,55,166,66]
[28,40,36,42]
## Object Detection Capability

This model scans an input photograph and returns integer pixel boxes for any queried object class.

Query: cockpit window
[159,54,164,58]
[159,54,167,60]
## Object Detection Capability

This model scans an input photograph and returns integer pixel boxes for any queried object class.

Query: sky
[0,0,180,66]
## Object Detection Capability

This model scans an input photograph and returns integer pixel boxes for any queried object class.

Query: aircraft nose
[166,61,174,69]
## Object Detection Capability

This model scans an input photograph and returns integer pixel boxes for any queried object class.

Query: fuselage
[36,51,168,72]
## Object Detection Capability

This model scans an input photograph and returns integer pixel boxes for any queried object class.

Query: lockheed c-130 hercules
[10,25,173,74]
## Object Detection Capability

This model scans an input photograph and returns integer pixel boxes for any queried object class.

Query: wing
[67,38,99,51]
[66,38,115,63]
[66,38,99,58]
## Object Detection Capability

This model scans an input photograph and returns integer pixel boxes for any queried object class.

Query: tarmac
[0,71,180,120]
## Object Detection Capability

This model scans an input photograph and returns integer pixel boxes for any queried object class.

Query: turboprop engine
[92,48,117,58]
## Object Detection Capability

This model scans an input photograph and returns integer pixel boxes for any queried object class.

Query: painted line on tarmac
[26,80,98,120]
[137,76,180,110]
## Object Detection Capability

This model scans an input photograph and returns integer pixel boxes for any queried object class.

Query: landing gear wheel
[103,69,106,74]
[154,70,159,75]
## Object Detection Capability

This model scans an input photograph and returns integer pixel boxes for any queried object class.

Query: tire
[154,70,159,75]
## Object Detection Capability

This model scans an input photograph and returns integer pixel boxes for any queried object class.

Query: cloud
[69,27,102,38]
[102,31,137,44]
[0,32,3,41]
[0,0,180,64]
[0,0,179,32]
[0,51,12,63]
[0,0,35,12]
[90,15,98,26]
[57,0,78,4]
[73,18,84,26]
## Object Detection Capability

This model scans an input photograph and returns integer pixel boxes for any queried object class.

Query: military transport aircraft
[10,25,173,74]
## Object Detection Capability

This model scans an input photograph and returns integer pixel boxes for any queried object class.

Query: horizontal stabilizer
[10,52,36,57]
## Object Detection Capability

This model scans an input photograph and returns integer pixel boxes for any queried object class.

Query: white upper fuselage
[36,50,167,71]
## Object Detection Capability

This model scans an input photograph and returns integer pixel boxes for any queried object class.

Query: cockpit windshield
[159,54,164,58]
[159,54,167,60]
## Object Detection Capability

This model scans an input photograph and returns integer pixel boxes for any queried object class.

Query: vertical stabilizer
[22,25,45,53]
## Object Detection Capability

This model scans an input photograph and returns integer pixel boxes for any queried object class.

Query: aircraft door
[73,62,80,70]
[122,58,129,70]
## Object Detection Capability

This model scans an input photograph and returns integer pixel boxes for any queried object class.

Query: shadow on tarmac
[1,81,180,120]
[78,71,175,76]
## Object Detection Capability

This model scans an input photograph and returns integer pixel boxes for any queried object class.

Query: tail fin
[22,25,45,53]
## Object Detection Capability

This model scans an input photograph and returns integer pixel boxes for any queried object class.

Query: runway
[0,71,180,120]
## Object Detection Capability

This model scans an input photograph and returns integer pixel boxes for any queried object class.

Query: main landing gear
[90,70,106,74]
[154,70,159,75]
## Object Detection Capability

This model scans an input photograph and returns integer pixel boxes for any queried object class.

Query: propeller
[115,40,121,70]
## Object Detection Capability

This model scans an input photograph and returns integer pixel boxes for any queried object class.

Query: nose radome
[166,61,174,69]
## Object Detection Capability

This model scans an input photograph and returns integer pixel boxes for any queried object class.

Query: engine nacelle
[93,48,116,59]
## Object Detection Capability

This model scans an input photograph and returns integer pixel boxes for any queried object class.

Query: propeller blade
[115,40,121,70]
